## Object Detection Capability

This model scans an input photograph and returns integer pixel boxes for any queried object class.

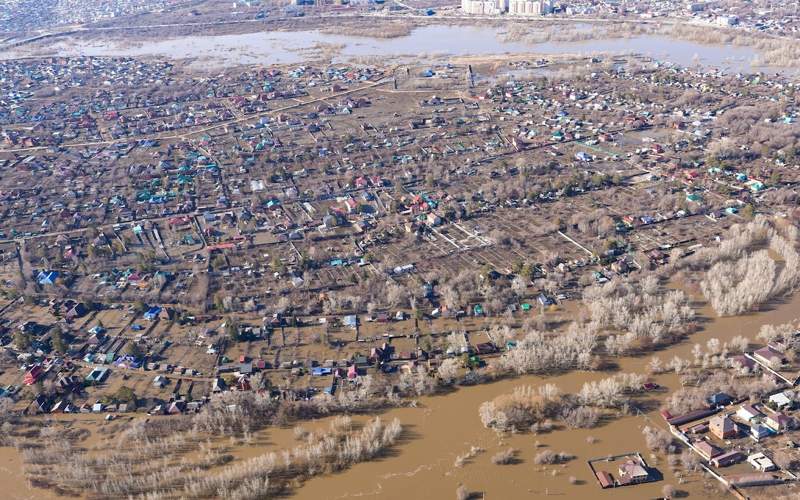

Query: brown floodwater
[285,292,800,500]
[0,446,49,500]
[2,291,799,499]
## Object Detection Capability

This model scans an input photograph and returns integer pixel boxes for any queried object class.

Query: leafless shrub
[491,448,518,465]
[533,449,573,465]
[479,385,562,433]
[495,323,597,375]
[642,425,678,454]
[454,446,484,468]
[561,406,601,429]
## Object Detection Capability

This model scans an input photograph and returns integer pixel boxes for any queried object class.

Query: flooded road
[3,25,783,74]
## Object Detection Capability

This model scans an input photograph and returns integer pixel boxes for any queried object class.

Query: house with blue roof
[37,270,59,286]
[144,306,162,321]
[343,315,358,329]
[85,367,110,383]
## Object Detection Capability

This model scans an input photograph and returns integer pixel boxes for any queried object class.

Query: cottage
[737,404,763,423]
[617,459,649,485]
[769,392,793,410]
[708,392,733,407]
[709,415,738,440]
[85,367,109,383]
[753,346,785,368]
[751,423,771,440]
[765,412,793,433]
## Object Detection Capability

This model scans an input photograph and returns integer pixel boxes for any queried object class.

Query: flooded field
[225,290,800,499]
[3,24,781,74]
[1,290,799,498]
[0,447,45,500]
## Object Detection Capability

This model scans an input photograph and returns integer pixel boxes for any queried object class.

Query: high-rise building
[474,0,552,16]
[461,0,509,14]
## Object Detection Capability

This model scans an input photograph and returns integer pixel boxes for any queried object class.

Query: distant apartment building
[461,0,507,15]
[461,0,552,15]
[508,0,553,15]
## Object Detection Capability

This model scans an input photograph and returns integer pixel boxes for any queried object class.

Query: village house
[695,441,723,460]
[751,422,772,440]
[752,346,785,368]
[708,392,733,407]
[747,452,777,472]
[23,365,44,386]
[617,459,650,485]
[709,414,738,440]
[736,404,764,423]
[768,391,794,410]
[765,412,794,433]
[711,450,745,468]
[731,355,756,372]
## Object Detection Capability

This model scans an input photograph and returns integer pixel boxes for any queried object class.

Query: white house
[769,392,793,410]
[737,404,763,423]
[747,452,776,472]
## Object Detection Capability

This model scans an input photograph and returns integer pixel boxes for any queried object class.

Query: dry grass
[503,21,800,68]
[321,22,413,39]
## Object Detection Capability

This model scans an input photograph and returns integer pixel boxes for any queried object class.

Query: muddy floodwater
[3,24,784,74]
[2,291,800,499]
[282,291,800,500]
[0,446,47,500]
